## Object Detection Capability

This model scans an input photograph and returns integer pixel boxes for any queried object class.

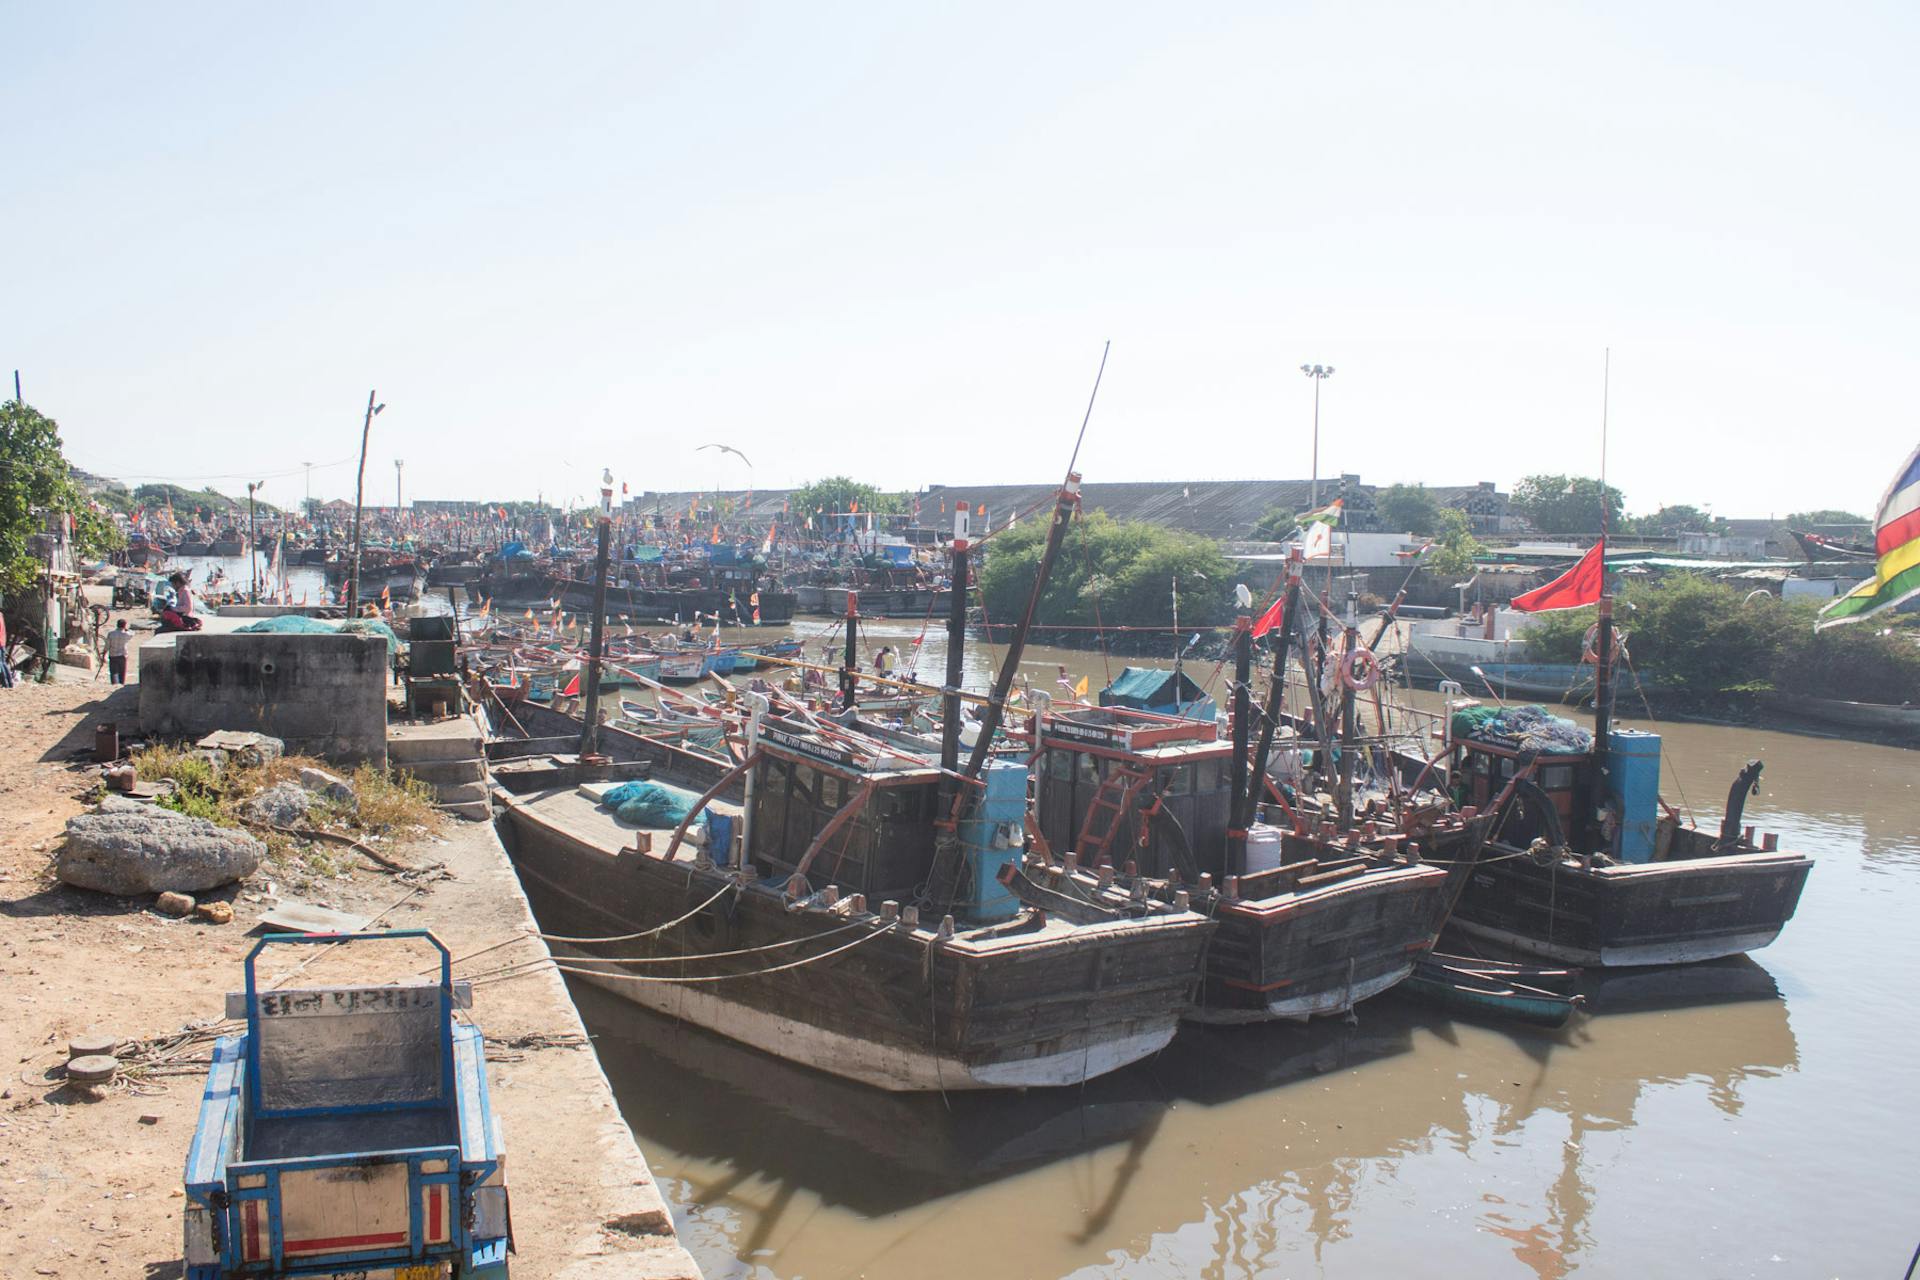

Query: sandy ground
[0,627,699,1279]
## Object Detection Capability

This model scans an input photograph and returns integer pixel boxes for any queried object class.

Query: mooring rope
[463,919,873,983]
[471,919,892,987]
[530,881,736,944]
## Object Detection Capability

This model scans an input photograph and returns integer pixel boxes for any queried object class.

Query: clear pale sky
[7,3,1915,518]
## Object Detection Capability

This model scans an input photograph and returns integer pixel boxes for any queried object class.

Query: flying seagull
[698,443,753,467]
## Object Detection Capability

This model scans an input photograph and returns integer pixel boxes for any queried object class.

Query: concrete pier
[0,661,702,1279]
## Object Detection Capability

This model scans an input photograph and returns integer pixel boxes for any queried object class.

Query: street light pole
[395,459,405,527]
[1300,363,1335,510]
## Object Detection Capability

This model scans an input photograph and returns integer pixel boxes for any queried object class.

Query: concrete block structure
[139,633,389,766]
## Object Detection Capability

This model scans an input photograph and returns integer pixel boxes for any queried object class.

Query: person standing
[0,609,13,688]
[104,619,132,685]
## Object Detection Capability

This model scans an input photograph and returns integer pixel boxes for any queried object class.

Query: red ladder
[1077,764,1156,862]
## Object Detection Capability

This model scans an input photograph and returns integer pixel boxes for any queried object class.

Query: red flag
[561,673,580,697]
[1511,541,1605,612]
[1250,593,1287,639]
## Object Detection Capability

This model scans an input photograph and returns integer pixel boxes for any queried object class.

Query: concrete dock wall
[138,632,389,765]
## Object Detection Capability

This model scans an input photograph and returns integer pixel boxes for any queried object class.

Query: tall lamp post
[394,459,405,528]
[246,481,265,603]
[1300,363,1335,509]
[348,392,384,613]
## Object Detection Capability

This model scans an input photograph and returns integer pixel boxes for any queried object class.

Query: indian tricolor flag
[1818,442,1920,630]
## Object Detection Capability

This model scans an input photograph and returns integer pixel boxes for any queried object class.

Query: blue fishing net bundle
[600,780,708,829]
[1451,704,1593,755]
[234,615,403,657]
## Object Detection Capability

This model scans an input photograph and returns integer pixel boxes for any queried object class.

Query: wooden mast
[578,470,615,762]
[1243,547,1304,824]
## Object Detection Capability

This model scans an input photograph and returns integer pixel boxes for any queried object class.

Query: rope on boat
[473,919,892,987]
[518,920,871,972]
[531,881,735,944]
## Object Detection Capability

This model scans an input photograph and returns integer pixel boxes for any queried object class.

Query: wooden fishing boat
[491,706,1211,1092]
[1762,691,1920,742]
[1399,952,1584,1028]
[1028,704,1454,1022]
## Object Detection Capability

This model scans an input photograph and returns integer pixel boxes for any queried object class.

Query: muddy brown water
[564,619,1919,1278]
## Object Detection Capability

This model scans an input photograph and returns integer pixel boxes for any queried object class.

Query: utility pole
[348,392,383,613]
[1300,363,1335,509]
[302,461,312,520]
[395,459,405,527]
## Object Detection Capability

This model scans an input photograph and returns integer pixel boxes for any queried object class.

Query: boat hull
[494,789,1211,1092]
[1185,863,1450,1023]
[557,940,1176,1090]
[1447,850,1813,967]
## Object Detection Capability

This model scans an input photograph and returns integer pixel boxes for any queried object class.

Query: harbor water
[564,616,1918,1278]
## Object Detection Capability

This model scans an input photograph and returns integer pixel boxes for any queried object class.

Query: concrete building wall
[138,633,389,766]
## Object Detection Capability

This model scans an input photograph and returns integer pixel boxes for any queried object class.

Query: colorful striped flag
[1818,442,1920,629]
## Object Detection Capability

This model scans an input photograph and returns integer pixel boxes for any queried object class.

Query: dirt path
[0,658,699,1278]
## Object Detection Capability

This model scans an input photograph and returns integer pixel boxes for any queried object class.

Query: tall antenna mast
[1600,347,1611,543]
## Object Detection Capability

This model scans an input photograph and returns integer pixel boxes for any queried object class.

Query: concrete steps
[388,714,492,820]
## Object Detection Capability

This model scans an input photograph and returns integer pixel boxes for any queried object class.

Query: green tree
[1629,504,1725,536]
[789,476,907,517]
[1521,573,1920,701]
[2,399,123,595]
[1244,506,1305,541]
[1376,483,1443,536]
[978,511,1234,633]
[1785,509,1869,528]
[1250,505,1298,541]
[1426,508,1483,577]
[1510,474,1626,536]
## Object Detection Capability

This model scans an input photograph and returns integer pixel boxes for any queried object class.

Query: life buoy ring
[1339,645,1380,691]
[1582,624,1627,665]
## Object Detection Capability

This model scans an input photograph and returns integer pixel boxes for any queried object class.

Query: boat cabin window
[1163,764,1192,796]
[1541,764,1574,791]
[1195,758,1223,793]
[1075,753,1102,787]
[1045,749,1075,781]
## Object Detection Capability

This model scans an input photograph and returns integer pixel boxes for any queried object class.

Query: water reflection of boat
[570,982,1169,1213]
[600,945,1798,1280]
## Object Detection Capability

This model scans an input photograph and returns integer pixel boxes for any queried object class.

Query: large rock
[298,767,357,806]
[57,797,265,896]
[197,731,285,770]
[238,782,312,827]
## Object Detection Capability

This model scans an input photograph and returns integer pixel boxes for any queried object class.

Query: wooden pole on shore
[347,391,381,612]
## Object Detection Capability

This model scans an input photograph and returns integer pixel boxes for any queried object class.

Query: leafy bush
[1521,574,1920,702]
[978,511,1235,632]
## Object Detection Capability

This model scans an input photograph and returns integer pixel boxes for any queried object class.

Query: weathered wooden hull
[493,790,1212,1092]
[1446,849,1813,966]
[1765,691,1920,741]
[794,585,952,618]
[1186,863,1450,1023]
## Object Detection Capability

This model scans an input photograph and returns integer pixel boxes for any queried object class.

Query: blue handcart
[184,930,512,1278]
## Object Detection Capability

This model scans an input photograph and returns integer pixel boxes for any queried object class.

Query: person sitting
[157,572,202,633]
